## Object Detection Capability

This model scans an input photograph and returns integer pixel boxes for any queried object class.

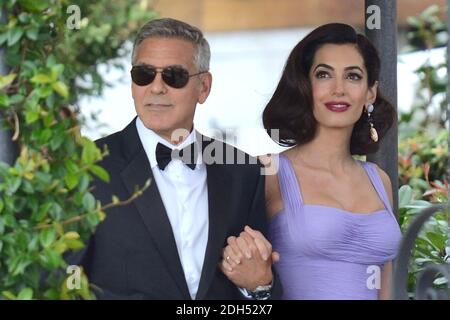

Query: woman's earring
[366,104,378,142]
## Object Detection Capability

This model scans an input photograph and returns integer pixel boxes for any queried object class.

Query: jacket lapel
[196,139,234,299]
[119,120,191,299]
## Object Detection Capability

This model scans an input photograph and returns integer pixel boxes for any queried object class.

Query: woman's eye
[315,71,330,79]
[347,73,362,81]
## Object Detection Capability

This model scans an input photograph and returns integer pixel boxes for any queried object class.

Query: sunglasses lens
[131,66,156,86]
[162,67,189,88]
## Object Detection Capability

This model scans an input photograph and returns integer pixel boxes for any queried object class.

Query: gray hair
[131,18,210,72]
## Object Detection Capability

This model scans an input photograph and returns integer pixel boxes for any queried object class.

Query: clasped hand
[219,225,280,291]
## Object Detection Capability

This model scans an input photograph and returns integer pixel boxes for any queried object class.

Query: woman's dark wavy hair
[263,23,396,155]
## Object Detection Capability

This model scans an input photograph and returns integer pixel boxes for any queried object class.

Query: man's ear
[131,83,135,100]
[198,72,212,104]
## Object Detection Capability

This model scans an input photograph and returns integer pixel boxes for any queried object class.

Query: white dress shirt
[136,117,209,300]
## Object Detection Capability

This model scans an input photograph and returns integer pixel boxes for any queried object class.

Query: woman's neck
[291,126,356,173]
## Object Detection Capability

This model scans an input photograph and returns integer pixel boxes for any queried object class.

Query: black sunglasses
[130,65,207,89]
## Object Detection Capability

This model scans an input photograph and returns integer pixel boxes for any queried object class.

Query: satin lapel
[120,135,191,299]
[196,160,234,299]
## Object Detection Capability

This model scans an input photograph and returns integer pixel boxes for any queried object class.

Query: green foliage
[405,4,447,51]
[399,128,448,198]
[400,4,447,129]
[398,4,449,298]
[399,185,449,298]
[0,1,155,299]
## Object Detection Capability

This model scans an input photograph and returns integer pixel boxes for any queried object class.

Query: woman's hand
[219,226,279,291]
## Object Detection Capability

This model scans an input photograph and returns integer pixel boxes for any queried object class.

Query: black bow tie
[155,142,197,171]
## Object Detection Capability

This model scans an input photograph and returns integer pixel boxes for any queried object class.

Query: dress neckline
[276,153,390,216]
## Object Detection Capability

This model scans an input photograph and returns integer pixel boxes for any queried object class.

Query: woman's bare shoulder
[259,154,284,219]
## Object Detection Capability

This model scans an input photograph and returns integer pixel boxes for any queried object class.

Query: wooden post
[0,6,17,165]
[365,0,399,215]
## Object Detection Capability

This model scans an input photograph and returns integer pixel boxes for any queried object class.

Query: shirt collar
[135,117,198,169]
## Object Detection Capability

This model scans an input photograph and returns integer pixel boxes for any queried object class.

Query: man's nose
[148,72,168,95]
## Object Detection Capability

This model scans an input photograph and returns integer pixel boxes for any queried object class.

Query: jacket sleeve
[244,169,283,300]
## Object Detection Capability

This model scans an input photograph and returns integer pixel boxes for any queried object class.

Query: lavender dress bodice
[268,154,402,300]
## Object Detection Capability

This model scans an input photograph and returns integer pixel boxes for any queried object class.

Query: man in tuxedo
[73,18,281,299]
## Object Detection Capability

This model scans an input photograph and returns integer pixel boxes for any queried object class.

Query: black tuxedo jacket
[71,119,282,299]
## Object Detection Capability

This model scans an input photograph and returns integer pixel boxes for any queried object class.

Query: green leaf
[8,177,22,193]
[18,0,49,12]
[1,291,17,300]
[17,288,33,300]
[3,213,16,227]
[86,212,99,227]
[40,228,56,248]
[112,195,120,204]
[0,32,7,45]
[22,180,34,193]
[49,203,62,221]
[78,173,90,192]
[39,128,52,143]
[64,159,79,174]
[27,235,39,251]
[33,202,53,222]
[25,27,39,41]
[426,232,446,250]
[42,113,55,128]
[81,139,100,164]
[0,73,16,90]
[0,216,4,234]
[18,12,30,23]
[50,64,64,81]
[43,288,59,300]
[89,165,109,182]
[50,133,65,151]
[7,27,24,46]
[421,4,439,18]
[25,110,39,124]
[40,249,62,269]
[11,256,32,276]
[46,55,57,68]
[82,192,96,211]
[9,94,25,104]
[64,173,79,190]
[399,185,413,208]
[52,81,69,98]
[0,93,10,107]
[31,74,52,84]
[65,239,85,250]
[36,86,53,97]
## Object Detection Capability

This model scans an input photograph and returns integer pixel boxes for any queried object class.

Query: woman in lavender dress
[220,23,402,300]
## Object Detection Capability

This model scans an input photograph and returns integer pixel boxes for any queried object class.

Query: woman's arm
[375,165,395,300]
[379,260,393,299]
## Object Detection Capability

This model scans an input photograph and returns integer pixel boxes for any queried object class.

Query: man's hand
[219,226,279,291]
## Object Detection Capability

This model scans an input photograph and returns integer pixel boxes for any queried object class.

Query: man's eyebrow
[133,62,153,67]
[132,63,187,69]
